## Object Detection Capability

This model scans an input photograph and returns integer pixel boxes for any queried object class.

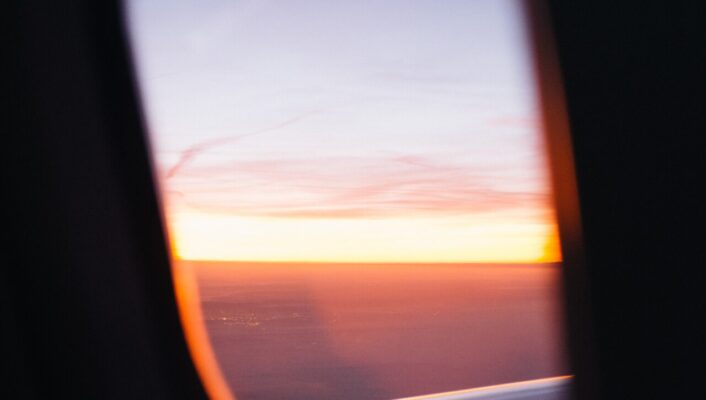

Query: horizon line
[174,258,561,266]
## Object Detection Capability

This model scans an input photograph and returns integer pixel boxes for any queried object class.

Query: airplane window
[125,1,571,399]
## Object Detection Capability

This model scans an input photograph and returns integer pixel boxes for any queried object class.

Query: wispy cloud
[164,110,321,179]
[162,152,550,219]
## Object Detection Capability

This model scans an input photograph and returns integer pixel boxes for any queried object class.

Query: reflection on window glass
[127,0,570,399]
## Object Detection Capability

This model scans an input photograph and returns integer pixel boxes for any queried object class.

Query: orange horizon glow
[166,207,561,264]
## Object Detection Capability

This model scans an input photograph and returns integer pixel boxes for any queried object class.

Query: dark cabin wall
[4,1,207,398]
[547,2,706,399]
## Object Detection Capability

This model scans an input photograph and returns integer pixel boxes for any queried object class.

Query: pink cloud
[161,153,551,219]
[486,116,540,128]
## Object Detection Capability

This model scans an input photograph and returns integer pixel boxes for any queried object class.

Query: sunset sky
[127,0,559,263]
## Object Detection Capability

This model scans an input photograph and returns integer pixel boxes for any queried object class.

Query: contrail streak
[165,110,321,179]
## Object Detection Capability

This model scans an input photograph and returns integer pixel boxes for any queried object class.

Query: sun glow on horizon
[167,208,561,264]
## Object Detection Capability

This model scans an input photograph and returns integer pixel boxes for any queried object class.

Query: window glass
[126,1,570,399]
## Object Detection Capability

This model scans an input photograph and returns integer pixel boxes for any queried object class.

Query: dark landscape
[184,261,569,400]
